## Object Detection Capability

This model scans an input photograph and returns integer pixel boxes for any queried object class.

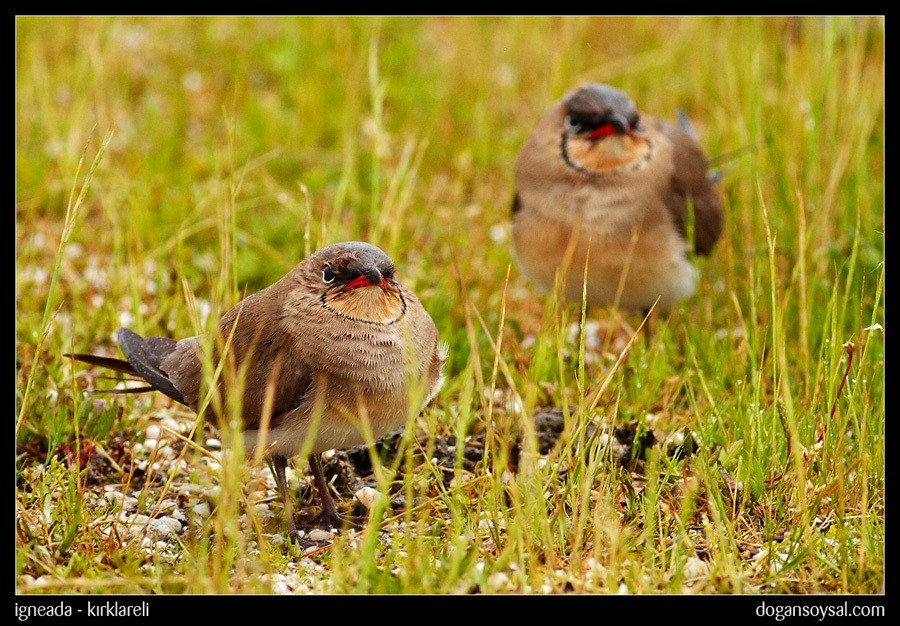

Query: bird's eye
[565,114,585,132]
[322,265,335,284]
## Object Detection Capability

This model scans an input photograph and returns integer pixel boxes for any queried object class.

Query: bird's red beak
[588,123,634,139]
[343,273,387,291]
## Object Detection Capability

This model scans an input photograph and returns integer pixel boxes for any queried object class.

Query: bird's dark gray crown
[313,241,396,282]
[564,84,640,132]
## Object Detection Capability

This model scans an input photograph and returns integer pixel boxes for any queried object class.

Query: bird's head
[560,83,652,174]
[314,242,407,325]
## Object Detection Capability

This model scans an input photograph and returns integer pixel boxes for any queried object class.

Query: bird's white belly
[242,382,409,459]
[512,209,697,311]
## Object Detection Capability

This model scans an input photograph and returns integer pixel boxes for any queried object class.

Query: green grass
[16,16,883,596]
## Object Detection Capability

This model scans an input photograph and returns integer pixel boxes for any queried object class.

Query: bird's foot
[319,509,367,533]
[287,529,324,550]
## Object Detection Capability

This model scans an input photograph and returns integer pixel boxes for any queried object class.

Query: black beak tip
[365,268,384,286]
[610,114,631,135]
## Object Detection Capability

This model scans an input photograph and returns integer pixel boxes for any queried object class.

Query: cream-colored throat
[563,133,652,174]
[323,285,406,324]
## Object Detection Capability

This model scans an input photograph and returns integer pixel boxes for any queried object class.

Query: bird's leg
[308,453,366,532]
[272,454,318,548]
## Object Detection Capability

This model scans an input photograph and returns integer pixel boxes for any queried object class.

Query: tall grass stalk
[17,127,113,445]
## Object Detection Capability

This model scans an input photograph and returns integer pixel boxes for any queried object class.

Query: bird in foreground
[67,241,447,547]
[511,83,724,335]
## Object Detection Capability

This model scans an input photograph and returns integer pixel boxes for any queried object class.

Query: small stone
[159,417,184,433]
[307,529,332,542]
[128,514,150,526]
[682,556,709,579]
[354,486,388,511]
[157,499,178,513]
[147,516,182,540]
[486,571,513,592]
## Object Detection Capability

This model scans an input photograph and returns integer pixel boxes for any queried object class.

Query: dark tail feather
[676,109,758,186]
[87,385,159,395]
[708,143,758,168]
[676,109,722,183]
[66,329,187,406]
[676,108,697,141]
[64,353,137,375]
[63,353,158,395]
[707,143,758,184]
[116,328,186,406]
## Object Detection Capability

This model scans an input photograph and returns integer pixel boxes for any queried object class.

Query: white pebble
[486,572,512,591]
[157,499,178,513]
[145,425,161,440]
[354,486,388,511]
[160,417,183,433]
[682,556,709,579]
[154,445,174,459]
[147,516,182,540]
[307,529,332,542]
[271,580,292,594]
[192,502,210,517]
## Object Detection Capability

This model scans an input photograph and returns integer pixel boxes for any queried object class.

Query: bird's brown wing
[657,119,724,256]
[160,280,314,431]
[401,286,444,394]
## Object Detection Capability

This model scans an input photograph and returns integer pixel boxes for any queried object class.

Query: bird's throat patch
[562,133,653,175]
[323,285,406,325]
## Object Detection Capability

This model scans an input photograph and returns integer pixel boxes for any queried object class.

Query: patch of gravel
[17,388,694,593]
